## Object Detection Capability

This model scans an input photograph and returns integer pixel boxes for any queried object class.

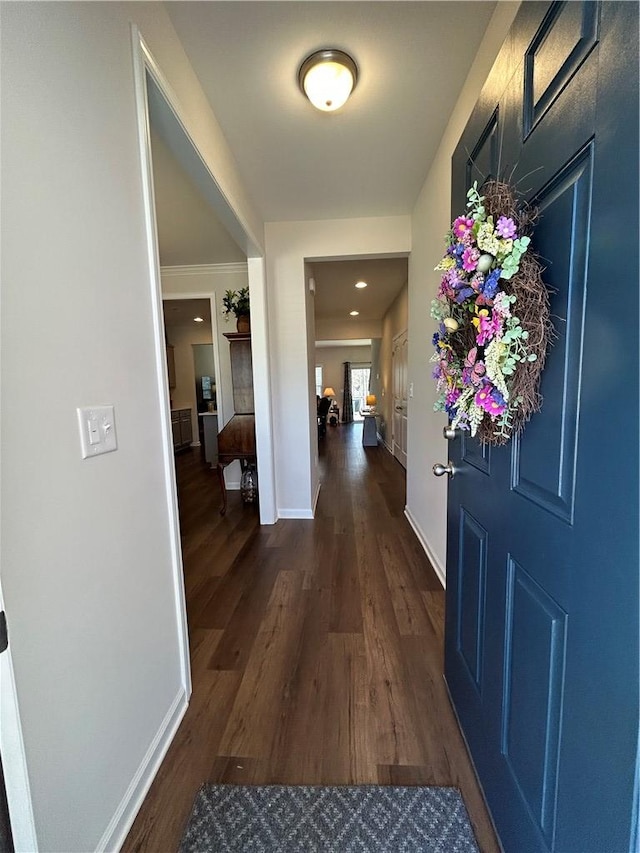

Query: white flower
[492,291,512,318]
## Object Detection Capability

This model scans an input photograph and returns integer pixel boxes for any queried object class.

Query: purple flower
[475,383,507,416]
[462,356,486,387]
[476,311,503,345]
[445,388,461,418]
[462,247,480,272]
[453,217,474,239]
[445,268,463,288]
[453,244,466,268]
[455,286,475,303]
[496,216,517,239]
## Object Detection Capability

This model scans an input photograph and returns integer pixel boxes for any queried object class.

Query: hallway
[123,425,498,852]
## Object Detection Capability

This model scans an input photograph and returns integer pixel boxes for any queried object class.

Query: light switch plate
[77,406,118,459]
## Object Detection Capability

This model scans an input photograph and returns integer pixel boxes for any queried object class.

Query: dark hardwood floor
[123,424,499,852]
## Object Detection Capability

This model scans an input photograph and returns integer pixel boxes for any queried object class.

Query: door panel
[511,143,592,524]
[460,433,490,475]
[466,109,499,188]
[502,558,566,847]
[457,509,487,694]
[524,1,600,136]
[444,3,639,851]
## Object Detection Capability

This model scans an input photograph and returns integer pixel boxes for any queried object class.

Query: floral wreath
[431,180,552,445]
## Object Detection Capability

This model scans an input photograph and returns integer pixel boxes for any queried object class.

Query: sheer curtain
[342,362,353,423]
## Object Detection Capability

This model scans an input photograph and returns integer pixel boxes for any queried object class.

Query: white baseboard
[404,507,446,589]
[384,440,393,454]
[278,508,315,519]
[97,688,188,852]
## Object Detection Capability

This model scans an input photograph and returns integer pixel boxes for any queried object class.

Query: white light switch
[409,382,414,398]
[87,417,100,445]
[77,406,118,459]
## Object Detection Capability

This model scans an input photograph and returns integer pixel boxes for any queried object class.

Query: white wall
[0,4,262,851]
[165,321,212,440]
[315,346,373,411]
[265,216,411,518]
[405,1,521,585]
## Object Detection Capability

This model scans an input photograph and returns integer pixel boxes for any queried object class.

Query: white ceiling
[165,1,497,222]
[154,1,498,322]
[163,298,212,328]
[311,257,407,321]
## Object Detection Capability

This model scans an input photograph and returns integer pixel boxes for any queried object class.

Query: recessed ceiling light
[355,281,368,289]
[350,310,359,316]
[193,316,204,323]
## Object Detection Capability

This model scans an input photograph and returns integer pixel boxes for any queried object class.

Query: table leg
[217,462,228,516]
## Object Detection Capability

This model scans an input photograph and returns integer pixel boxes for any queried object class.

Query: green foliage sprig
[222,288,250,318]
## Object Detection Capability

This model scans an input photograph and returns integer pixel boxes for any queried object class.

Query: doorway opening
[162,298,223,466]
[132,31,270,704]
[309,255,408,463]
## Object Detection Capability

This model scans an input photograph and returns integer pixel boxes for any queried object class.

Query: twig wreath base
[431,179,553,446]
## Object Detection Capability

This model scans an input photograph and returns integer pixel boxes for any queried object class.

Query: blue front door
[444,4,639,851]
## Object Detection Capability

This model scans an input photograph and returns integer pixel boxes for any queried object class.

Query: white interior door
[392,330,408,468]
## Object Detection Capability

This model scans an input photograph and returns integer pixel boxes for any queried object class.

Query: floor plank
[122,428,499,853]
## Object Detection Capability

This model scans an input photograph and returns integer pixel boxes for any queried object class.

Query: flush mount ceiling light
[298,49,358,112]
[355,281,368,289]
[193,316,204,323]
[350,310,359,316]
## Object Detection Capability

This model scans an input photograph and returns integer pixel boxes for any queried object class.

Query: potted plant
[222,287,250,333]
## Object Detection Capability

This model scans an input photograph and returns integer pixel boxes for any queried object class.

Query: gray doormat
[180,784,480,852]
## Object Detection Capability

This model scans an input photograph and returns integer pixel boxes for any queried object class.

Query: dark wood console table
[216,332,257,515]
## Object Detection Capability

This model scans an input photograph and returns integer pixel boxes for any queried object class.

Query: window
[315,366,323,397]
[351,364,371,420]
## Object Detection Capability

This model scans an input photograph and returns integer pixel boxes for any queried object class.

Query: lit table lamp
[362,396,379,446]
[323,388,338,425]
